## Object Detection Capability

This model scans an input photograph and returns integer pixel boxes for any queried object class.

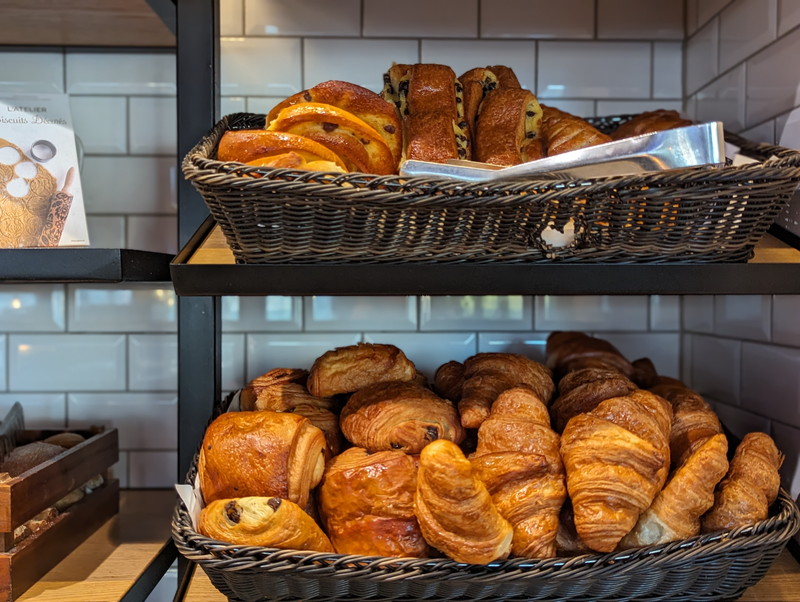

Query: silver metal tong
[399,121,726,182]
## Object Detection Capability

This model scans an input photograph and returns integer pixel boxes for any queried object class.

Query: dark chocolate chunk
[225,501,241,523]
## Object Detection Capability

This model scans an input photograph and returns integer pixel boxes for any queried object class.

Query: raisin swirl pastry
[199,496,334,552]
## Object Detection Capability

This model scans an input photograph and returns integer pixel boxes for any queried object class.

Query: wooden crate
[0,404,120,600]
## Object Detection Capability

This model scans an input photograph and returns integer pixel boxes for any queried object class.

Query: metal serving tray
[399,121,726,182]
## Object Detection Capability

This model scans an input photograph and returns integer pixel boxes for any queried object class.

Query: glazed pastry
[383,63,469,162]
[266,80,403,167]
[216,129,347,170]
[474,87,544,166]
[307,342,417,397]
[340,380,464,453]
[647,377,723,469]
[545,331,634,381]
[621,433,729,547]
[199,496,334,552]
[239,367,336,413]
[317,447,428,557]
[414,439,513,564]
[611,109,692,140]
[458,352,554,429]
[702,432,784,533]
[472,386,566,558]
[560,390,672,553]
[539,105,612,156]
[485,65,521,89]
[433,360,465,402]
[292,404,344,457]
[197,410,327,508]
[555,500,590,555]
[630,357,659,389]
[458,67,500,138]
[550,367,637,432]
[267,102,395,174]
[245,152,346,173]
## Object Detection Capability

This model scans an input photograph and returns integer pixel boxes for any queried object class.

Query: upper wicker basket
[182,113,800,265]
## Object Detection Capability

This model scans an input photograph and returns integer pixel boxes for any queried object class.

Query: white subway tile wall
[0,0,798,497]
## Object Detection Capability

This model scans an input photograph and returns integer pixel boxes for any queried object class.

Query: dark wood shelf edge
[0,248,173,283]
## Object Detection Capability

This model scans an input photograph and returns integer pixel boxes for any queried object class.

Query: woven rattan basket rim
[172,482,798,582]
[182,113,800,201]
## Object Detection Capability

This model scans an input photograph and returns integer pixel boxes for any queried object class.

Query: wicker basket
[182,113,800,265]
[172,459,799,602]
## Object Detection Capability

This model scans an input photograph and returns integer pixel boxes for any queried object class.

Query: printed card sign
[0,93,89,247]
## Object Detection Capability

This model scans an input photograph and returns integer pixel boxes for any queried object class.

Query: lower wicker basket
[172,468,799,602]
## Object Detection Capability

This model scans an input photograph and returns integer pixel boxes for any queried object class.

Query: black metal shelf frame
[166,0,800,598]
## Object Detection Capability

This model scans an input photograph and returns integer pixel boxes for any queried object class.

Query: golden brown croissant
[239,367,336,412]
[317,447,428,557]
[458,352,554,429]
[611,109,692,141]
[485,65,521,89]
[550,367,637,432]
[340,380,464,453]
[702,432,784,533]
[414,439,513,564]
[433,360,465,402]
[307,342,417,397]
[647,377,723,469]
[199,496,334,552]
[560,390,672,553]
[472,386,566,558]
[630,357,659,389]
[197,410,327,509]
[545,331,634,381]
[540,105,612,156]
[620,433,729,548]
[474,87,545,166]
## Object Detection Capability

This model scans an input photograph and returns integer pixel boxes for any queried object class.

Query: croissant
[648,377,723,469]
[317,447,428,557]
[340,380,464,453]
[540,105,612,156]
[197,410,327,509]
[550,367,637,432]
[702,432,784,533]
[620,433,729,548]
[433,360,465,402]
[560,390,672,552]
[458,352,554,429]
[199,496,334,552]
[545,331,634,381]
[611,109,692,140]
[307,342,417,397]
[472,386,566,558]
[630,357,659,389]
[239,367,336,412]
[415,439,513,564]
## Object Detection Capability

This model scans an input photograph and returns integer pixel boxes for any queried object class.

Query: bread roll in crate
[0,403,119,601]
[183,65,800,265]
[172,339,799,602]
